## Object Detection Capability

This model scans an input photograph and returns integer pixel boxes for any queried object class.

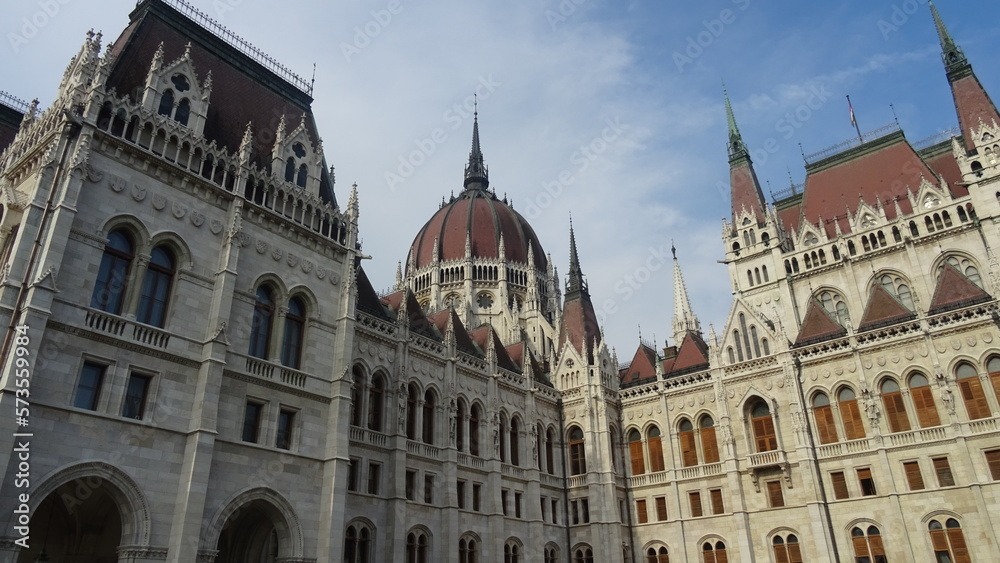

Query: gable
[793,298,846,347]
[857,284,915,331]
[669,333,710,375]
[928,263,992,314]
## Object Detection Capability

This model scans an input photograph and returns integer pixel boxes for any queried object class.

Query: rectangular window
[571,500,579,525]
[636,499,648,523]
[405,469,416,501]
[424,474,434,504]
[473,483,482,511]
[551,499,558,524]
[501,489,509,516]
[581,499,590,523]
[74,362,106,410]
[242,401,263,443]
[831,471,849,500]
[709,489,725,515]
[858,467,877,496]
[933,457,955,487]
[121,373,151,419]
[986,449,1000,481]
[367,462,380,495]
[903,460,925,490]
[514,491,522,518]
[347,458,360,491]
[540,496,547,521]
[689,491,703,517]
[767,480,784,507]
[276,408,295,450]
[655,496,668,521]
[457,480,467,509]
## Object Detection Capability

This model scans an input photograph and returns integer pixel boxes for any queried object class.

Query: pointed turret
[560,219,600,362]
[671,245,701,344]
[930,1,1000,153]
[725,89,767,223]
[464,109,489,191]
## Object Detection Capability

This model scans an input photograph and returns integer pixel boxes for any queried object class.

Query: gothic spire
[929,0,967,77]
[671,244,701,344]
[566,216,586,297]
[463,104,489,191]
[724,88,767,223]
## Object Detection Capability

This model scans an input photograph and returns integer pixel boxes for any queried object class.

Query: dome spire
[464,95,489,191]
[566,215,586,296]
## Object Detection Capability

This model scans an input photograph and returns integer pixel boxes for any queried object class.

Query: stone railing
[458,453,486,470]
[407,440,441,459]
[85,308,170,350]
[349,426,389,448]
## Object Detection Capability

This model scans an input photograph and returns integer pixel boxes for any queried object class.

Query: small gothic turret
[671,245,702,344]
[561,219,600,362]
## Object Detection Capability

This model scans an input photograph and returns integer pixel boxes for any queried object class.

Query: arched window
[772,534,802,563]
[285,157,296,182]
[879,274,914,310]
[750,400,777,452]
[813,392,838,444]
[837,387,866,440]
[646,546,669,563]
[851,526,886,563]
[988,357,1000,407]
[157,89,174,116]
[503,540,520,563]
[569,426,586,475]
[297,163,308,188]
[344,522,373,563]
[545,428,555,474]
[700,416,720,463]
[499,413,508,463]
[820,290,851,327]
[956,362,990,420]
[469,404,481,457]
[544,545,559,563]
[249,286,275,359]
[136,245,175,327]
[174,98,190,125]
[536,423,544,469]
[456,401,467,451]
[702,541,727,563]
[648,426,665,472]
[573,546,594,563]
[350,367,364,427]
[881,379,910,433]
[943,255,983,289]
[280,296,306,369]
[459,536,478,563]
[91,229,134,314]
[406,383,419,440]
[406,530,429,563]
[510,417,520,466]
[628,429,646,475]
[422,389,436,444]
[908,372,940,428]
[678,419,697,467]
[367,373,384,432]
[929,519,969,563]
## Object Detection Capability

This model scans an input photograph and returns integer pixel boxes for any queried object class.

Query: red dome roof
[408,188,546,270]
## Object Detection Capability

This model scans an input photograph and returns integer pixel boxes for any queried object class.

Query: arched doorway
[214,495,299,563]
[17,481,123,562]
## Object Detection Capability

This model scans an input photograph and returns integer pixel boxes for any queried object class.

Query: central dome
[406,114,546,271]
[408,188,546,270]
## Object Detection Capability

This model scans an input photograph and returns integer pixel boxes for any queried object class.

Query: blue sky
[4,0,999,358]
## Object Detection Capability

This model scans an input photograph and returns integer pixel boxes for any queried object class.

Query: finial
[184,42,192,59]
[671,240,676,260]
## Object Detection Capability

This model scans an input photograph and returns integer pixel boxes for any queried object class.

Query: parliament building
[0,0,997,561]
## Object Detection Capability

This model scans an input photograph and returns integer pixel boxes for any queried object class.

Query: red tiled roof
[928,263,992,314]
[669,332,709,374]
[408,188,545,271]
[105,1,335,202]
[802,134,933,238]
[561,296,601,363]
[794,298,846,347]
[468,325,519,372]
[951,73,1000,152]
[857,284,914,331]
[620,344,658,384]
[922,147,967,198]
[355,267,390,319]
[731,160,766,223]
[777,202,803,237]
[381,289,438,338]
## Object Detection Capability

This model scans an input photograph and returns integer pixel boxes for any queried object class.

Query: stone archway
[209,488,303,563]
[17,480,123,562]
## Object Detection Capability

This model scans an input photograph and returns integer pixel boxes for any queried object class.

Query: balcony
[678,462,724,481]
[747,450,786,469]
[85,308,171,349]
[458,453,486,470]
[407,440,441,459]
[238,353,308,389]
[349,426,388,448]
[501,464,526,480]
[629,471,670,488]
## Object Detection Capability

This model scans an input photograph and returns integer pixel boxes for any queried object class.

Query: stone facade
[0,1,997,563]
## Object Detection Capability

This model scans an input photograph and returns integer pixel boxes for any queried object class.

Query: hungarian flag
[848,95,857,128]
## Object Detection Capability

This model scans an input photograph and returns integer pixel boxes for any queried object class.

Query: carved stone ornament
[152,193,167,211]
[108,174,126,192]
[190,211,205,227]
[256,239,269,254]
[171,202,188,219]
[210,218,224,234]
[131,184,147,202]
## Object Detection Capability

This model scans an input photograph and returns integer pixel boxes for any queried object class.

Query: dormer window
[155,86,191,126]
[157,89,174,117]
[283,143,309,188]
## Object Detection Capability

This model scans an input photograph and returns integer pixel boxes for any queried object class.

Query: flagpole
[847,95,863,144]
